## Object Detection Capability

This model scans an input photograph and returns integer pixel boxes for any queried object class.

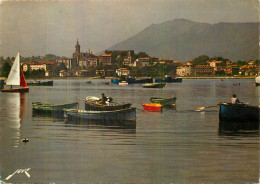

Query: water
[0,79,259,183]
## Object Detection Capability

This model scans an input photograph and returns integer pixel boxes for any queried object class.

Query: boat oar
[76,96,87,102]
[195,105,218,111]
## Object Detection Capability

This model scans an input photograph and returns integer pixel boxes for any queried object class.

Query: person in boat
[100,93,107,105]
[231,94,240,104]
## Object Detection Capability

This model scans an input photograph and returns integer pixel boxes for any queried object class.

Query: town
[1,39,259,79]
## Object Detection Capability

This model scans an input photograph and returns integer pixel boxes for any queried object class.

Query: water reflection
[218,120,259,136]
[65,119,136,131]
[1,93,27,147]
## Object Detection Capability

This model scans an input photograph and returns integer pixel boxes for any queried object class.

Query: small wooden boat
[1,52,29,93]
[86,81,92,84]
[32,102,78,115]
[27,80,53,86]
[143,83,166,88]
[150,97,177,106]
[64,107,136,122]
[219,102,260,122]
[142,103,163,111]
[119,81,128,86]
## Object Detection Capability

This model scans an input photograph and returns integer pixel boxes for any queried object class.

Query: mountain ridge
[106,19,259,61]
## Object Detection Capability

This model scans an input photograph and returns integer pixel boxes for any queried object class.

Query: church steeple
[75,38,80,53]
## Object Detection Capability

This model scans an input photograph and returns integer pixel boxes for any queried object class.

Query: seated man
[231,94,240,104]
[100,93,107,105]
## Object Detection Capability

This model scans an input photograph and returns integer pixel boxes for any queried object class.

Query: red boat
[142,103,163,111]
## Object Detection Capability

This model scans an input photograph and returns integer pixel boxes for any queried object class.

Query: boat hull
[143,83,166,88]
[27,80,53,86]
[219,103,260,122]
[150,97,177,106]
[155,77,182,83]
[32,102,79,116]
[85,102,131,111]
[142,103,162,111]
[255,83,260,87]
[1,87,29,93]
[65,108,136,122]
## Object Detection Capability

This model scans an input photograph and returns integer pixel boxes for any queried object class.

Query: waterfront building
[22,61,56,72]
[99,54,112,65]
[86,58,98,67]
[159,58,173,64]
[57,58,75,69]
[194,65,214,75]
[59,70,68,77]
[176,64,193,76]
[116,68,130,77]
[96,70,105,77]
[75,70,89,77]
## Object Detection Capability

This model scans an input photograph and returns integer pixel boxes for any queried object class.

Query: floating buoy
[21,138,29,143]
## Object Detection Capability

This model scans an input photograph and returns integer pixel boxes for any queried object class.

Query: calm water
[0,79,259,183]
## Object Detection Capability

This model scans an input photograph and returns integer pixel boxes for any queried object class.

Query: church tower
[75,38,80,54]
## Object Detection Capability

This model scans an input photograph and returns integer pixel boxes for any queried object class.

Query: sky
[0,0,259,57]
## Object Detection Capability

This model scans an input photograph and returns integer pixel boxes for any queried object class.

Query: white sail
[6,52,20,86]
[255,76,260,83]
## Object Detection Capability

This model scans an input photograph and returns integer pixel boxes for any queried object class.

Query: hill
[106,19,259,61]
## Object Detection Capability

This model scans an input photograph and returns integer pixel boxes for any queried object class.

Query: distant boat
[150,97,177,106]
[119,81,128,86]
[127,77,153,84]
[64,108,136,122]
[155,75,182,83]
[142,103,163,111]
[219,102,260,122]
[86,81,92,84]
[143,83,166,88]
[32,102,78,116]
[255,76,260,86]
[111,78,122,84]
[27,80,53,86]
[1,52,29,93]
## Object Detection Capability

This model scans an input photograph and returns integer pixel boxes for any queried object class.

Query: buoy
[21,138,29,143]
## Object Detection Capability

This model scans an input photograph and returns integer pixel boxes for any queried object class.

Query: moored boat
[142,103,163,111]
[143,83,166,88]
[32,102,79,115]
[27,80,53,86]
[64,107,136,122]
[111,78,123,84]
[119,81,128,86]
[155,75,182,83]
[1,52,29,93]
[219,102,260,122]
[150,97,177,106]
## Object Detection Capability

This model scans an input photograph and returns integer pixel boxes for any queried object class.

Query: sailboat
[1,52,29,93]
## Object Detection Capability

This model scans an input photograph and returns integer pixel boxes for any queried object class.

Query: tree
[193,55,210,65]
[134,52,149,60]
[1,62,11,77]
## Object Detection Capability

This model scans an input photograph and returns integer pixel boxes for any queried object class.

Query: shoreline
[0,76,255,81]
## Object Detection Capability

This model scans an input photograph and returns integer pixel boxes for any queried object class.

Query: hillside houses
[18,39,259,78]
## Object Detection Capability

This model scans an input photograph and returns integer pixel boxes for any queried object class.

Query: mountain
[106,19,259,61]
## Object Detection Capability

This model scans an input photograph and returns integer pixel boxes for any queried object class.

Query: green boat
[143,83,166,88]
[150,97,177,106]
[32,102,79,116]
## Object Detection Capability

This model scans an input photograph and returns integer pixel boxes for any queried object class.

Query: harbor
[0,78,259,183]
